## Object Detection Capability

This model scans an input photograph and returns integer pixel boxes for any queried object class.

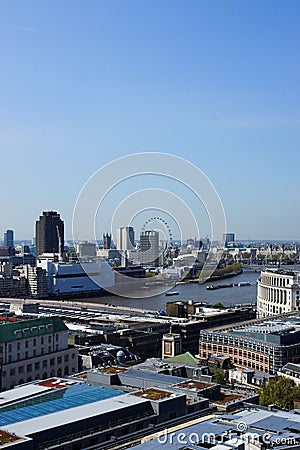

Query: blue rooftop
[0,383,122,427]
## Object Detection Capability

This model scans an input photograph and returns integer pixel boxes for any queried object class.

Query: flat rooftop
[120,368,186,385]
[99,366,128,374]
[0,381,123,427]
[133,388,174,401]
[177,380,213,390]
[5,393,149,437]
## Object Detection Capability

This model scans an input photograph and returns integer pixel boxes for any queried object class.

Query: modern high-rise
[4,229,14,248]
[116,227,135,251]
[35,211,64,259]
[139,230,160,267]
[223,233,235,245]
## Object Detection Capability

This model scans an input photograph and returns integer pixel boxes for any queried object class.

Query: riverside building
[257,268,300,318]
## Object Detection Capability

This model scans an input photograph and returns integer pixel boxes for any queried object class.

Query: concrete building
[0,316,78,391]
[199,315,300,374]
[117,226,135,250]
[140,230,161,267]
[278,362,300,385]
[0,375,211,450]
[75,241,96,258]
[24,265,48,298]
[37,260,115,296]
[257,268,300,318]
[162,333,182,359]
[35,211,64,259]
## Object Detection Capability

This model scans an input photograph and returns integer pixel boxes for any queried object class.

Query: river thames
[79,269,261,312]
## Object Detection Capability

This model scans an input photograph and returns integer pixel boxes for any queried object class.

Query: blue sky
[0,0,299,241]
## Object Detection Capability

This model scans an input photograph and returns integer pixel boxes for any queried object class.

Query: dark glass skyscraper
[4,229,14,248]
[35,211,64,258]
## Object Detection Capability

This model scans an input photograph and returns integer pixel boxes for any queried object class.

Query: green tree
[258,376,299,410]
[212,370,227,386]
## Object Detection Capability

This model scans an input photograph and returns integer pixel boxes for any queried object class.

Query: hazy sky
[1,0,299,241]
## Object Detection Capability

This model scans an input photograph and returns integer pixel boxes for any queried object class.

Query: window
[41,337,44,345]
[71,353,75,359]
[48,336,51,343]
[55,334,59,342]
[8,344,12,352]
[17,353,20,361]
[33,349,36,357]
[33,339,37,346]
[57,356,62,364]
[10,368,15,376]
[0,346,3,354]
[48,346,51,353]
[42,360,47,368]
[18,366,24,374]
[64,355,69,362]
[35,362,40,370]
[25,352,28,359]
[25,341,29,348]
[50,358,55,366]
[17,342,21,350]
[27,364,32,372]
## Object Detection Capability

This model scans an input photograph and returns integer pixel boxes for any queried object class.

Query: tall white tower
[116,226,135,251]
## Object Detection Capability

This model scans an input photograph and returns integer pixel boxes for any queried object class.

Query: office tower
[103,233,112,250]
[35,211,64,258]
[140,230,160,267]
[117,227,135,250]
[223,233,235,245]
[4,229,14,248]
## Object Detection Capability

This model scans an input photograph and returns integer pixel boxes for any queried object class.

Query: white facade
[257,269,300,318]
[37,261,115,295]
[116,227,135,251]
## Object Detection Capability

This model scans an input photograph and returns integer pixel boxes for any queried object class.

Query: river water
[80,269,260,312]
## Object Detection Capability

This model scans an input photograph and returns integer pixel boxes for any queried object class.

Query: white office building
[257,269,300,318]
[116,226,135,251]
[37,261,115,296]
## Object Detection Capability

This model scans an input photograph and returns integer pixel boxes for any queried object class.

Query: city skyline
[1,1,299,240]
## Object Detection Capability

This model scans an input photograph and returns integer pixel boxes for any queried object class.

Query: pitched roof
[0,317,68,343]
[165,351,199,365]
